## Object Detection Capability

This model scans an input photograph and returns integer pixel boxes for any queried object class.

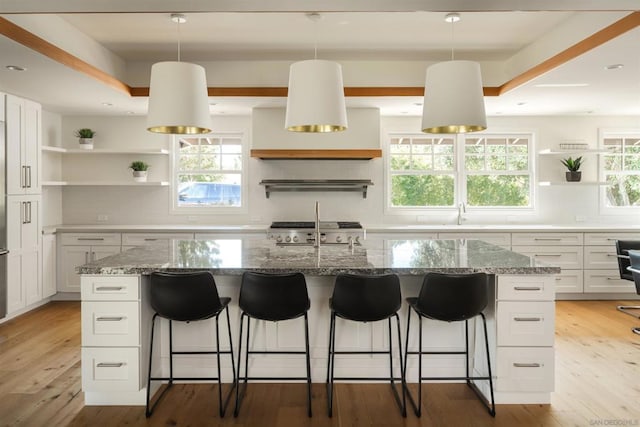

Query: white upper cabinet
[251,107,380,150]
[6,94,41,195]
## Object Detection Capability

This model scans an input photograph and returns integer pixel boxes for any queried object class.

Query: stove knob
[285,236,292,243]
[276,235,283,243]
[335,235,342,243]
[293,235,299,243]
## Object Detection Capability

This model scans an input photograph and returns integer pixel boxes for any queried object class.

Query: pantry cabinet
[5,94,41,195]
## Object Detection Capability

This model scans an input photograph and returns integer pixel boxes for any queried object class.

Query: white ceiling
[0,5,639,117]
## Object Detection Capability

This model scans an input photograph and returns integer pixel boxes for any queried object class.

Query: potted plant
[561,156,583,182]
[75,128,96,149]
[129,161,149,182]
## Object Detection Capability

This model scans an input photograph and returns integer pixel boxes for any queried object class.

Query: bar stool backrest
[616,240,640,281]
[416,272,488,322]
[629,250,640,294]
[331,273,401,322]
[149,271,223,322]
[239,271,310,321]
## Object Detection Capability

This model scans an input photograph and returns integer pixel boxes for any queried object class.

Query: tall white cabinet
[4,93,44,316]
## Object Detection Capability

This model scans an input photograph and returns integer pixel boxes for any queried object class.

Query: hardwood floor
[1,300,639,426]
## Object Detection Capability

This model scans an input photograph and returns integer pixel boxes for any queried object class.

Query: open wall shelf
[42,181,170,186]
[42,146,169,154]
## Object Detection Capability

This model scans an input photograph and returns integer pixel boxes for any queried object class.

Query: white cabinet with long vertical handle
[6,195,41,314]
[58,233,121,293]
[5,94,41,195]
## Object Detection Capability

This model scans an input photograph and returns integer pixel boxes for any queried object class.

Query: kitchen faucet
[457,202,467,225]
[314,201,321,248]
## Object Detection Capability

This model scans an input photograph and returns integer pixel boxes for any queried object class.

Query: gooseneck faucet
[457,202,467,225]
[314,201,321,248]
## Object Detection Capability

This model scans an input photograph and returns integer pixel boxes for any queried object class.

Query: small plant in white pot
[75,128,96,149]
[129,161,149,182]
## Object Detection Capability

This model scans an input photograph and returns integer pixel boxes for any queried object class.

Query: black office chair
[234,271,312,417]
[615,240,640,335]
[326,273,406,417]
[146,271,236,418]
[403,272,495,417]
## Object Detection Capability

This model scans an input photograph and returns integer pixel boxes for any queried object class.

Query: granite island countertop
[78,238,560,276]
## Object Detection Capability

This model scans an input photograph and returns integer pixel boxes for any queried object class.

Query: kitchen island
[79,237,559,406]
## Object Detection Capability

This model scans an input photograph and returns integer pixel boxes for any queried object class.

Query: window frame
[170,131,248,215]
[384,130,536,213]
[599,128,640,215]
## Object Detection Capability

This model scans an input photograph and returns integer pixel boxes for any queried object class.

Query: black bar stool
[615,240,640,335]
[403,272,495,417]
[146,271,236,418]
[234,271,312,417]
[326,273,406,417]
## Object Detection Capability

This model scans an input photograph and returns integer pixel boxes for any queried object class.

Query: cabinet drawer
[497,275,555,301]
[81,347,140,392]
[81,276,139,301]
[122,232,193,246]
[61,233,121,246]
[511,246,583,269]
[438,232,511,248]
[82,301,140,347]
[554,270,584,293]
[584,246,619,269]
[496,347,554,392]
[584,232,640,246]
[511,233,582,246]
[584,270,636,293]
[497,301,555,346]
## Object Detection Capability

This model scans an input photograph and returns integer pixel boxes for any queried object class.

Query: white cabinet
[121,232,193,250]
[5,94,41,195]
[6,195,41,313]
[81,276,143,397]
[42,233,57,298]
[512,232,583,294]
[438,232,511,249]
[582,232,638,294]
[58,233,121,293]
[494,275,555,397]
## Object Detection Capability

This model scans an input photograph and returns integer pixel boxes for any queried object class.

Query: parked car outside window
[178,182,241,206]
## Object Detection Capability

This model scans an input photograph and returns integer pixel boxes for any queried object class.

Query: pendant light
[285,13,347,133]
[147,13,212,135]
[421,13,487,134]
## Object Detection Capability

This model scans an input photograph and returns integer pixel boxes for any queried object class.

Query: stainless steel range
[268,221,365,245]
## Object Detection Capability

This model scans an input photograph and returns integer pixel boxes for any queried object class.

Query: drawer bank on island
[78,237,559,407]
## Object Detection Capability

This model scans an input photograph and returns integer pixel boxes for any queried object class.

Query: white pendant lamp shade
[421,60,487,134]
[147,61,212,134]
[285,59,348,133]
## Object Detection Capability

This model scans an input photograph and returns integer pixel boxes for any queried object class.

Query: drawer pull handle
[534,254,562,257]
[144,238,159,241]
[96,316,125,321]
[533,238,562,241]
[96,362,125,368]
[606,254,617,257]
[514,317,542,322]
[96,286,125,291]
[606,277,619,281]
[555,277,562,281]
[514,286,542,291]
[513,363,541,368]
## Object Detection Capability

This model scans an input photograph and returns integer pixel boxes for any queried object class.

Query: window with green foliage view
[174,134,244,210]
[602,134,640,208]
[388,133,533,209]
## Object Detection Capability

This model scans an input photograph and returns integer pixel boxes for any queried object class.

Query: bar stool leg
[304,312,312,417]
[226,306,236,385]
[145,313,158,417]
[417,314,423,417]
[481,313,496,416]
[168,320,174,387]
[394,313,407,417]
[215,314,223,417]
[328,312,337,417]
[234,313,245,417]
[465,319,470,386]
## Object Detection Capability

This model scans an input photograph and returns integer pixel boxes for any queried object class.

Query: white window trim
[598,128,640,215]
[169,131,249,215]
[384,129,536,214]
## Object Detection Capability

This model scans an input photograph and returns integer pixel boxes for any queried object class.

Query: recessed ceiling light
[170,13,186,24]
[534,83,589,88]
[5,65,26,71]
[444,13,461,23]
[605,64,624,70]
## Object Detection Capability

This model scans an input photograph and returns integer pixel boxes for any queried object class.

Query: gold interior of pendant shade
[147,125,211,134]
[287,124,348,133]
[422,124,486,134]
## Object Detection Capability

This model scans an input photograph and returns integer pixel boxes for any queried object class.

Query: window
[172,133,246,211]
[601,132,640,208]
[387,132,534,209]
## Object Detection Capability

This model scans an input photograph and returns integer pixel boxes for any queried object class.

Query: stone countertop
[78,238,560,276]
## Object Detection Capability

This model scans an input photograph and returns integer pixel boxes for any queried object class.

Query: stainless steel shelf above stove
[259,179,373,198]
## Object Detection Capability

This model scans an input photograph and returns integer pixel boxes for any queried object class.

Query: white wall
[43,112,640,226]
[41,110,63,226]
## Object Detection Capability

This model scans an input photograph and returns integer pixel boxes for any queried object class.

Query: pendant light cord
[314,18,318,59]
[177,19,181,62]
[450,18,455,61]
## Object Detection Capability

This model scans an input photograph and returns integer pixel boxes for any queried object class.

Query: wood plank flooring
[1,300,639,426]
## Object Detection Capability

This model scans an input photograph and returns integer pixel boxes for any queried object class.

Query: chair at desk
[615,240,640,336]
